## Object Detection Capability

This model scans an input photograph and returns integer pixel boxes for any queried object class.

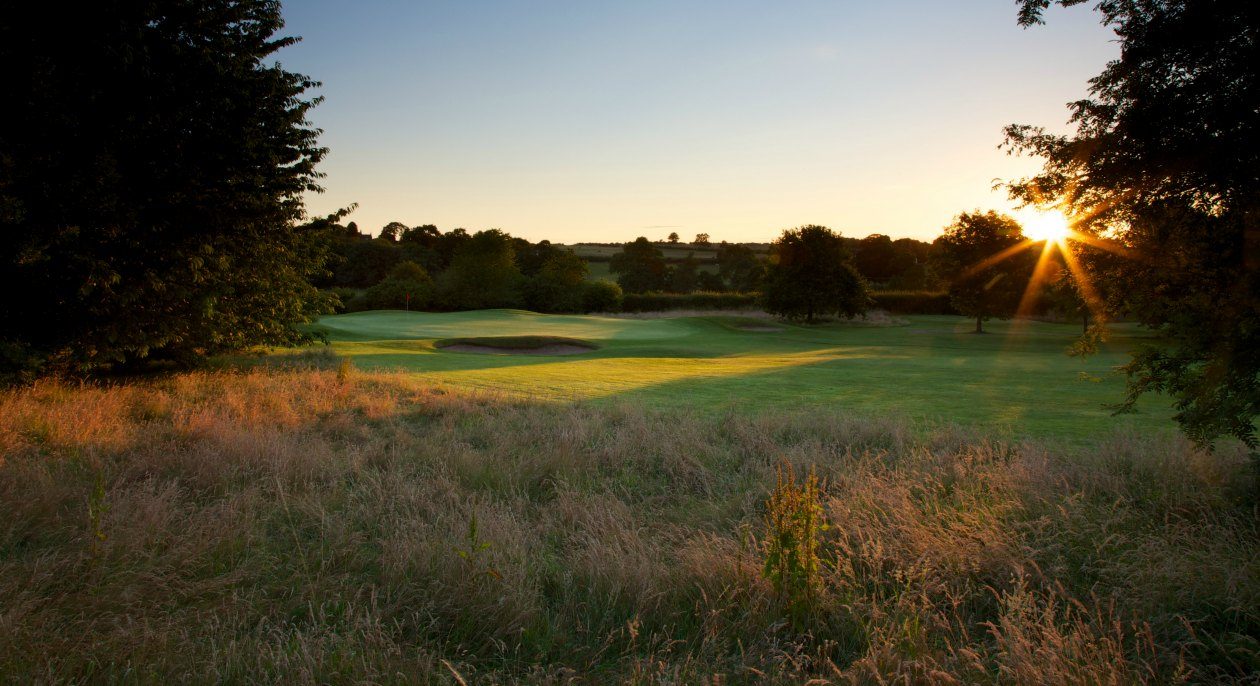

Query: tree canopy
[363,261,434,311]
[1008,0,1260,445]
[437,230,524,310]
[934,211,1032,334]
[610,237,669,294]
[0,0,329,375]
[762,225,869,322]
[716,243,766,293]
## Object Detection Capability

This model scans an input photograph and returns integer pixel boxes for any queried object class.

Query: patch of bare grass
[0,363,1256,683]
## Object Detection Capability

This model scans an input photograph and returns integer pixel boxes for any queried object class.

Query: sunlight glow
[1019,209,1071,244]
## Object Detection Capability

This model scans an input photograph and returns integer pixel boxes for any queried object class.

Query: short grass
[317,309,1173,443]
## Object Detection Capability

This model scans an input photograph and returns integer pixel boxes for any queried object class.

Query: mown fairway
[318,309,1171,441]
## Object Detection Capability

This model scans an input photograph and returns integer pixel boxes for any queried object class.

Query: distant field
[568,242,744,281]
[318,309,1173,442]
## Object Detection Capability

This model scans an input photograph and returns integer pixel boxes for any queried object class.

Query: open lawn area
[317,309,1172,443]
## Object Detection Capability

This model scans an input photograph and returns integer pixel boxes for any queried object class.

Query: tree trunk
[975,316,983,334]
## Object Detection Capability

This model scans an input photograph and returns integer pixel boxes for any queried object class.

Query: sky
[280,1,1118,243]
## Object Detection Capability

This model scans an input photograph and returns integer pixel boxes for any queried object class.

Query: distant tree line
[315,220,621,314]
[318,217,1086,331]
[601,215,1099,332]
[603,233,938,296]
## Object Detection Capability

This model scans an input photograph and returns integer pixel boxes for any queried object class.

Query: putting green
[316,309,1173,442]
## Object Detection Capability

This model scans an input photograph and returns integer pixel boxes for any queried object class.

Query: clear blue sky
[279,1,1116,243]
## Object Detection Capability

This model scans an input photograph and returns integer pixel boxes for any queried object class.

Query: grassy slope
[319,310,1171,442]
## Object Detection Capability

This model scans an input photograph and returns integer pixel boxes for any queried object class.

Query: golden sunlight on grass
[1,360,1257,682]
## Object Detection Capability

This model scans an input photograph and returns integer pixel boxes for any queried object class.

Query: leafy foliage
[523,250,589,313]
[717,243,767,293]
[933,211,1032,333]
[610,237,669,294]
[0,1,331,375]
[668,253,701,293]
[363,261,434,310]
[1008,0,1260,445]
[580,280,624,312]
[762,463,826,625]
[762,225,870,322]
[436,230,524,310]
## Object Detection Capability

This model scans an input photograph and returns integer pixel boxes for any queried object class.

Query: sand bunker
[441,343,593,356]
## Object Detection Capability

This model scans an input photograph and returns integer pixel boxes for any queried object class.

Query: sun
[1019,209,1071,243]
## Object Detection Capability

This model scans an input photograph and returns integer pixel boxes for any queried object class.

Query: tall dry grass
[0,355,1256,683]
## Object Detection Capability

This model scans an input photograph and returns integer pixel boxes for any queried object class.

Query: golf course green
[317,309,1172,441]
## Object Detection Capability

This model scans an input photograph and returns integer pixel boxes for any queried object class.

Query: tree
[331,238,401,288]
[934,211,1032,334]
[697,271,726,291]
[363,261,434,310]
[717,243,766,292]
[0,1,329,374]
[667,232,680,244]
[379,221,408,242]
[436,229,523,310]
[853,234,900,284]
[398,224,443,272]
[668,253,700,293]
[610,237,668,293]
[1008,0,1260,445]
[514,239,563,277]
[763,225,869,322]
[888,238,937,290]
[694,233,711,246]
[523,249,589,313]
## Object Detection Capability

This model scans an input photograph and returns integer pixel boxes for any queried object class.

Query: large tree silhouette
[1008,0,1260,445]
[0,1,329,375]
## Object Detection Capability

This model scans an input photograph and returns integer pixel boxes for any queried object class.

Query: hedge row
[870,291,957,315]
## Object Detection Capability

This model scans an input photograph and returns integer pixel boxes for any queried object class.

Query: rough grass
[1,358,1257,683]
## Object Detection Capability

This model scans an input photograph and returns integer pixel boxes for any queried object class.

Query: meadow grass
[318,310,1173,443]
[1,356,1256,683]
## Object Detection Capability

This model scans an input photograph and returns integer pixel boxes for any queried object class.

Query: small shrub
[335,357,353,385]
[582,280,624,312]
[762,463,827,624]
